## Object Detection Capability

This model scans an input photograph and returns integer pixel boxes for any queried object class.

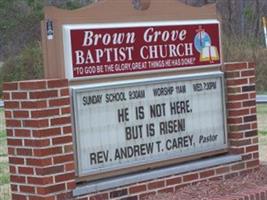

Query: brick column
[3,79,76,200]
[225,62,259,170]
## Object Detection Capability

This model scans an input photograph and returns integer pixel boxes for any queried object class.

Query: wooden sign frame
[41,0,220,83]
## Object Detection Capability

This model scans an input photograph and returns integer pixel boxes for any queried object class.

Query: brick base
[3,62,259,200]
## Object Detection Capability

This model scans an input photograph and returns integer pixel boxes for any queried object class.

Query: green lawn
[0,108,10,200]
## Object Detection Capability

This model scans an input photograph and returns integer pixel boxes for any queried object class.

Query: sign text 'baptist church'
[63,20,221,79]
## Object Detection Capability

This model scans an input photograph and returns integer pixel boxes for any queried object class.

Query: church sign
[63,20,221,79]
[72,72,227,176]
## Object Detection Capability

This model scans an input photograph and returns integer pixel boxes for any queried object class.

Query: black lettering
[150,103,166,118]
[125,125,143,140]
[135,106,145,120]
[118,108,129,123]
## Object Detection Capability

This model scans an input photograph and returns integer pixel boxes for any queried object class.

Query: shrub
[0,42,43,97]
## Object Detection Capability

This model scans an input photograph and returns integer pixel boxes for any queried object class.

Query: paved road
[256,95,267,103]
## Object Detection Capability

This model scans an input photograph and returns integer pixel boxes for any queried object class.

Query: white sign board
[72,72,227,176]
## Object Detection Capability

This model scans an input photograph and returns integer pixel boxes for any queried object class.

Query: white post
[263,17,267,48]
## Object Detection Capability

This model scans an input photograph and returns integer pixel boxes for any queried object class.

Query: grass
[0,108,10,200]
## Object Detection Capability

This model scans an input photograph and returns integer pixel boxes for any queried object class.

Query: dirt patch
[146,165,267,200]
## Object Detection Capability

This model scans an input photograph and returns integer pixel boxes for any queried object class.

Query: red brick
[35,165,64,176]
[26,158,52,166]
[225,71,240,78]
[250,107,257,114]
[231,163,245,171]
[183,173,198,182]
[65,162,75,171]
[33,127,61,138]
[63,126,72,134]
[47,79,68,88]
[6,129,13,137]
[23,119,49,128]
[24,139,50,147]
[55,172,75,182]
[29,90,58,99]
[4,101,19,109]
[3,82,18,90]
[20,185,35,193]
[226,78,248,86]
[10,175,26,183]
[53,154,74,164]
[21,100,47,109]
[28,176,53,185]
[64,144,73,153]
[60,88,69,96]
[90,193,108,200]
[227,102,242,109]
[10,184,18,192]
[227,94,249,101]
[251,122,257,129]
[12,193,27,200]
[246,160,259,168]
[139,192,156,200]
[12,92,27,99]
[225,62,248,70]
[20,80,47,90]
[9,157,24,165]
[9,165,16,173]
[31,109,60,118]
[253,152,259,159]
[129,184,147,194]
[229,124,250,132]
[6,119,21,127]
[61,107,71,114]
[7,138,22,146]
[28,195,54,200]
[8,147,15,155]
[245,130,257,137]
[158,187,174,194]
[241,69,255,77]
[4,110,12,118]
[230,139,251,146]
[52,135,73,145]
[249,92,256,99]
[243,100,256,107]
[13,110,29,118]
[17,148,33,156]
[247,62,255,68]
[242,154,252,160]
[67,180,76,190]
[166,177,182,186]
[200,170,215,178]
[227,117,242,125]
[110,189,128,198]
[50,116,71,126]
[14,129,31,137]
[228,109,250,117]
[148,180,165,189]
[249,77,256,84]
[49,97,70,107]
[3,92,10,100]
[33,146,62,157]
[18,167,34,175]
[229,147,245,154]
[228,132,243,139]
[246,145,258,153]
[57,191,73,200]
